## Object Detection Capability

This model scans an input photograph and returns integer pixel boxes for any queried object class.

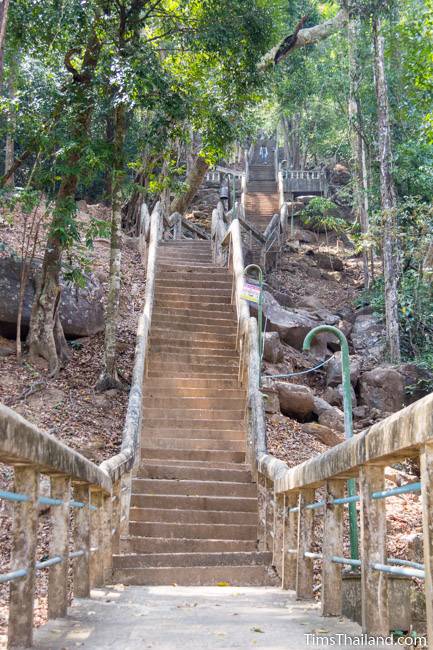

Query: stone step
[155,279,232,290]
[141,428,245,441]
[144,377,240,390]
[113,551,271,569]
[151,458,249,469]
[155,299,232,310]
[149,332,236,346]
[152,307,235,321]
[149,351,239,364]
[121,536,257,554]
[156,287,232,297]
[128,521,257,540]
[157,263,218,271]
[141,438,245,452]
[132,478,254,498]
[112,564,276,586]
[142,418,243,432]
[141,408,243,422]
[152,313,235,328]
[128,507,257,525]
[143,385,243,397]
[136,463,251,482]
[141,448,245,463]
[130,490,255,512]
[143,396,244,409]
[147,368,238,379]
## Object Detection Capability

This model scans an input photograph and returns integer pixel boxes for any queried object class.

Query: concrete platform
[33,586,371,649]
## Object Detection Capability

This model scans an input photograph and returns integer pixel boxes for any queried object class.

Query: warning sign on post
[241,282,261,303]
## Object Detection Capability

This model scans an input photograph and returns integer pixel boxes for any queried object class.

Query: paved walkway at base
[33,586,373,650]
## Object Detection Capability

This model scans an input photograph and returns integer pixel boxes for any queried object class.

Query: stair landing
[33,586,371,649]
[113,240,274,586]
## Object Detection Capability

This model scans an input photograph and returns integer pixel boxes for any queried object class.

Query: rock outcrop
[0,255,105,338]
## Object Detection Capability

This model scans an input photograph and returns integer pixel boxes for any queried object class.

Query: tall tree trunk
[373,16,400,363]
[170,154,209,215]
[96,104,126,391]
[348,16,370,288]
[4,59,16,186]
[27,25,102,375]
[281,116,290,165]
[0,0,10,82]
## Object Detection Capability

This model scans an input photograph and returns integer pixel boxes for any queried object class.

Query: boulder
[0,255,105,338]
[397,362,433,405]
[261,386,280,414]
[263,332,284,364]
[318,407,345,433]
[274,382,314,420]
[328,319,352,352]
[252,291,320,349]
[324,383,357,409]
[313,396,345,433]
[291,228,318,244]
[302,422,344,447]
[326,352,361,387]
[306,250,344,272]
[359,366,405,413]
[351,314,386,363]
[270,290,294,308]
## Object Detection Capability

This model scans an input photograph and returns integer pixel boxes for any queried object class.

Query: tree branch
[258,8,349,72]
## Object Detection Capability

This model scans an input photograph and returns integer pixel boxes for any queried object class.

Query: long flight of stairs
[244,155,280,266]
[113,240,274,586]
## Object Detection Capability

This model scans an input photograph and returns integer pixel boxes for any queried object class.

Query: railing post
[101,492,113,583]
[282,492,298,590]
[8,466,39,649]
[111,480,121,555]
[296,488,315,600]
[73,484,90,598]
[257,471,267,551]
[321,479,345,616]
[273,492,284,577]
[420,443,433,646]
[90,489,104,587]
[359,465,388,635]
[265,478,274,552]
[48,476,71,619]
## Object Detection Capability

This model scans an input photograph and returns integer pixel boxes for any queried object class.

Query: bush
[299,197,348,235]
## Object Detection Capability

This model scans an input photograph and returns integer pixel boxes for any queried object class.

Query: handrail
[101,200,161,482]
[0,406,112,494]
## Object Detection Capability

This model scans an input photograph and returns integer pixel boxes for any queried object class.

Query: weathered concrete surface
[33,586,371,649]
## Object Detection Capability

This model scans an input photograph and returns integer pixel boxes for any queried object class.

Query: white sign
[241,282,261,304]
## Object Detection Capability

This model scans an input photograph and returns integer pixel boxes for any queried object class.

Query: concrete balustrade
[0,201,163,648]
[223,206,433,645]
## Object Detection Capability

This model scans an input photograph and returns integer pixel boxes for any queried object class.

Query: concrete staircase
[244,163,279,235]
[113,240,274,586]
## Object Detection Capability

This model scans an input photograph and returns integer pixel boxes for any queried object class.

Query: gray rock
[302,422,344,447]
[359,366,405,413]
[274,382,314,420]
[397,362,433,405]
[306,250,344,271]
[252,291,320,349]
[313,397,345,433]
[261,387,280,414]
[0,255,105,338]
[326,352,361,387]
[351,314,386,363]
[324,383,357,409]
[263,332,284,364]
[291,228,318,244]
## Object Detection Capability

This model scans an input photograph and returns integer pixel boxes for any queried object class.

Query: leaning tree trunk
[96,103,126,391]
[373,16,400,363]
[4,58,16,186]
[348,15,370,288]
[27,25,102,375]
[170,154,209,215]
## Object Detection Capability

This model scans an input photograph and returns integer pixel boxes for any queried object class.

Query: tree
[372,15,400,362]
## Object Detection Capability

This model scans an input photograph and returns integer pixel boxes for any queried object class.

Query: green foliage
[299,197,349,235]
[361,272,433,366]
